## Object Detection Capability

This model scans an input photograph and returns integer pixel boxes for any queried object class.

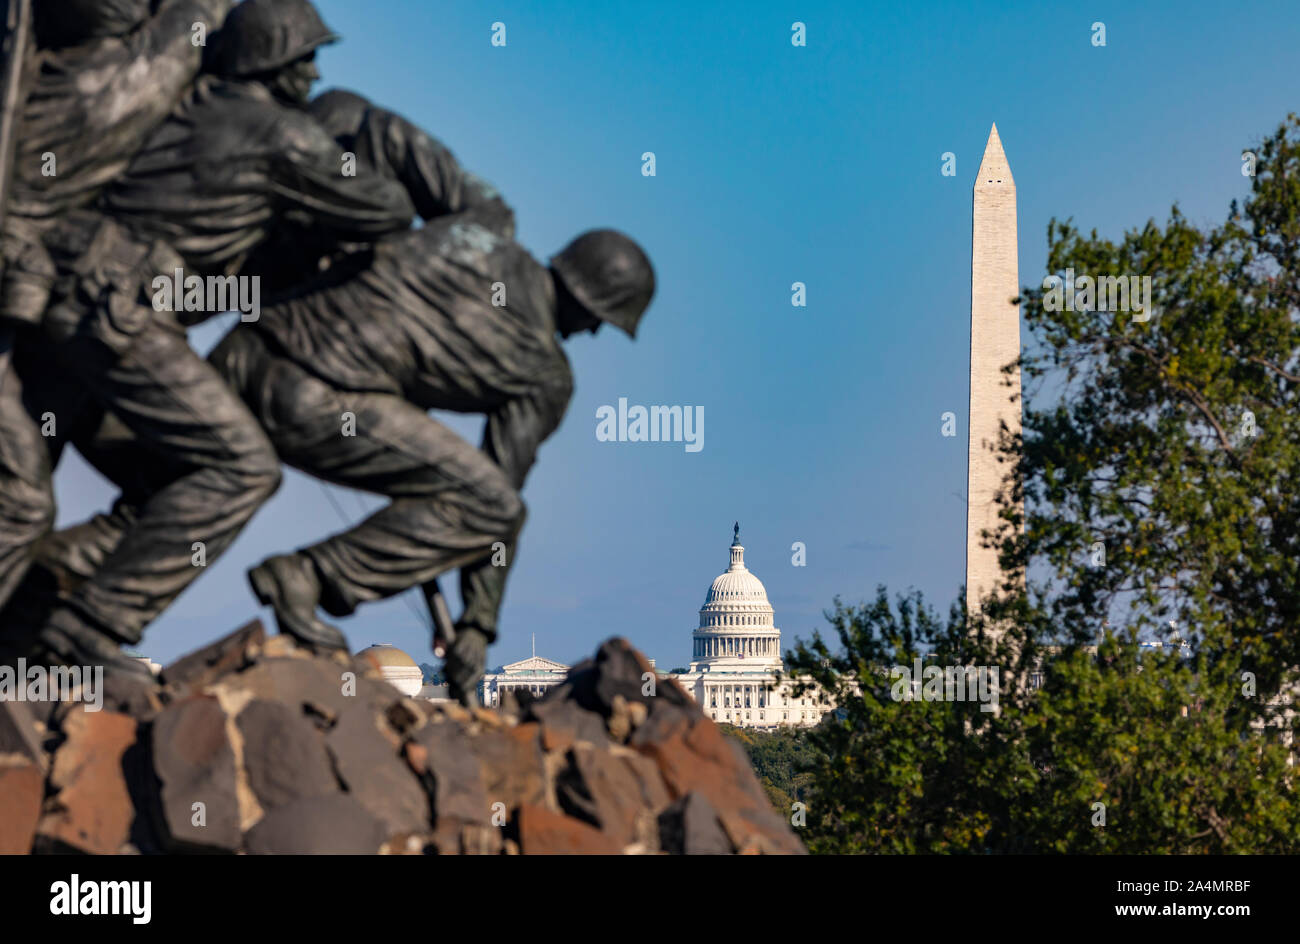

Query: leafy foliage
[785,591,1297,854]
[782,115,1300,854]
[721,724,816,814]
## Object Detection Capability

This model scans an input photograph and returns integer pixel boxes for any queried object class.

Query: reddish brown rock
[635,716,804,854]
[0,700,46,770]
[620,749,672,812]
[554,638,695,721]
[556,743,665,848]
[234,655,395,719]
[513,802,621,854]
[0,756,44,853]
[528,696,608,751]
[472,722,546,811]
[19,626,804,855]
[36,708,137,854]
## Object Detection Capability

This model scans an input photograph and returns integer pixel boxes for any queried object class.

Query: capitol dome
[356,643,424,697]
[692,524,781,667]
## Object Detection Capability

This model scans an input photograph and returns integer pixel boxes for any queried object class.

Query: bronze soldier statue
[0,0,233,674]
[102,0,414,277]
[1,1,658,707]
[3,0,417,677]
[209,205,654,704]
[10,0,524,667]
[245,85,515,295]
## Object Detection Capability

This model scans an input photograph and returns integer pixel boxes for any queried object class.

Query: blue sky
[54,0,1299,667]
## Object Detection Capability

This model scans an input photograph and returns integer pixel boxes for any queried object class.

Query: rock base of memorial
[0,623,805,854]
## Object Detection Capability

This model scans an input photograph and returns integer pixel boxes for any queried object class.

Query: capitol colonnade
[670,525,832,729]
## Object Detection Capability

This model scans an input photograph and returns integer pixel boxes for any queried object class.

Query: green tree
[1011,115,1300,688]
[786,591,1297,853]
[783,592,1017,854]
[783,114,1300,854]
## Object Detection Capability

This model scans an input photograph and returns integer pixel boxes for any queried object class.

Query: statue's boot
[35,609,155,682]
[25,616,159,719]
[444,625,488,708]
[248,554,348,652]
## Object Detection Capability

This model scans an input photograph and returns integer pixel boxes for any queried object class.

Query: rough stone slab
[618,748,672,812]
[236,699,338,811]
[0,700,46,770]
[36,709,136,854]
[163,620,265,691]
[244,794,387,854]
[658,791,734,855]
[556,743,657,848]
[527,696,608,751]
[325,705,429,836]
[17,627,805,855]
[0,756,44,853]
[472,722,545,811]
[636,717,805,854]
[47,670,163,722]
[513,802,621,855]
[628,701,694,749]
[223,656,398,723]
[151,694,240,852]
[407,721,489,826]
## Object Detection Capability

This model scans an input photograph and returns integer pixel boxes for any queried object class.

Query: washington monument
[965,123,1022,617]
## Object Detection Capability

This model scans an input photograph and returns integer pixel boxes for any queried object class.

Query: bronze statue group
[0,0,655,705]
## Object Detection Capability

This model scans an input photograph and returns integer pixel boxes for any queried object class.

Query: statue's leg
[0,331,118,637]
[38,308,281,651]
[0,327,54,623]
[290,396,521,706]
[211,329,523,645]
[1,357,188,634]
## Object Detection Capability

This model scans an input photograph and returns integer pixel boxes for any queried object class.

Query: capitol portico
[671,525,831,729]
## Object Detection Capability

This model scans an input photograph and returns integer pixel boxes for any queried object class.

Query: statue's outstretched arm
[311,89,515,236]
[271,111,415,242]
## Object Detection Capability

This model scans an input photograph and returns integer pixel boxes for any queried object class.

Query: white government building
[671,525,830,728]
[481,648,570,706]
[480,525,832,729]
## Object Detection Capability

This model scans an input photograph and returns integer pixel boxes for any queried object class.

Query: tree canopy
[782,115,1300,854]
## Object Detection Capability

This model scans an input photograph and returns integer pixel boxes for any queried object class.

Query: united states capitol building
[481,525,832,729]
[670,526,831,728]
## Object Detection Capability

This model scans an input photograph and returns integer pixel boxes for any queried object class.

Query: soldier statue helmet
[550,229,655,339]
[210,0,339,103]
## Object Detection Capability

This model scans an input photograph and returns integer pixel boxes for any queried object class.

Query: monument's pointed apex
[976,122,1013,188]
